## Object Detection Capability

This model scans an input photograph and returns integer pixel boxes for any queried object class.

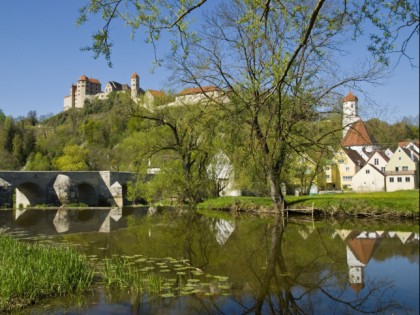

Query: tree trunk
[268,171,285,215]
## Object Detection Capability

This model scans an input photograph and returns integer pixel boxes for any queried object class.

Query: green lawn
[198,190,419,217]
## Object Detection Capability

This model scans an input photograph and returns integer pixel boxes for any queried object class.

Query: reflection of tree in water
[231,215,402,315]
[122,211,410,314]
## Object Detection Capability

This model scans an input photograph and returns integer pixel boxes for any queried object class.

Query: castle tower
[131,72,140,99]
[76,75,88,108]
[342,91,360,137]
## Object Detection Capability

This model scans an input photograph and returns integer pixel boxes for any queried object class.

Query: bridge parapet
[0,171,137,208]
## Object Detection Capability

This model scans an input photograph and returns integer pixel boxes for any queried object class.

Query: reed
[0,235,94,313]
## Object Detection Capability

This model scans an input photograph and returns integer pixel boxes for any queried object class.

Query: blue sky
[0,1,418,123]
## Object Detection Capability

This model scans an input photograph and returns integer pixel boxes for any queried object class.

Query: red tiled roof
[131,72,139,79]
[147,89,166,97]
[341,120,376,147]
[347,238,378,265]
[178,86,220,95]
[78,75,100,84]
[343,91,358,102]
[88,78,100,84]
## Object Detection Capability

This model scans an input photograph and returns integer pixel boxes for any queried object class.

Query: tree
[170,1,391,212]
[78,0,418,212]
[54,145,90,171]
[78,1,418,66]
[127,94,222,205]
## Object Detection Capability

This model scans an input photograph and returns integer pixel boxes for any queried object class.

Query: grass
[0,235,94,313]
[198,190,419,217]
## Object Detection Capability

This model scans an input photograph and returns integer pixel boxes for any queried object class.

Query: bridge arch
[15,182,44,208]
[77,182,98,206]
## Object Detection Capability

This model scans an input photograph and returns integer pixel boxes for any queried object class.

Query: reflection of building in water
[333,229,419,294]
[298,224,315,240]
[346,233,381,293]
[214,219,236,245]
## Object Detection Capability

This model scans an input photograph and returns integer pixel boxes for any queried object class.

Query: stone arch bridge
[0,171,137,208]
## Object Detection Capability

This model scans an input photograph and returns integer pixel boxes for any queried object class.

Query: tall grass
[0,235,94,312]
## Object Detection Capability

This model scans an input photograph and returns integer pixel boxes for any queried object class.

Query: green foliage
[24,152,51,170]
[54,145,90,171]
[366,118,419,150]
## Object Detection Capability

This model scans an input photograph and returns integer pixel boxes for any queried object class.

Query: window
[366,169,370,174]
[345,167,350,172]
[326,175,330,179]
[398,157,402,160]
[397,177,402,182]
[325,166,330,170]
[343,176,352,181]
[405,177,411,182]
[374,158,379,165]
[389,177,394,183]
[395,167,399,172]
[381,167,385,173]
[402,166,408,171]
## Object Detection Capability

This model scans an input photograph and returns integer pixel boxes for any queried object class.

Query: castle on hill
[64,72,229,111]
[64,72,143,110]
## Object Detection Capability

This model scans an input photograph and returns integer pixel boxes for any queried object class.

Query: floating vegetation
[100,255,231,298]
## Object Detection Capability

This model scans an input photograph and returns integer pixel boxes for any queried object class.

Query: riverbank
[198,190,419,218]
[0,236,94,313]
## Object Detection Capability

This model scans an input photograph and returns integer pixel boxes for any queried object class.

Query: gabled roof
[367,150,390,164]
[343,91,358,102]
[347,238,378,265]
[341,120,376,147]
[368,163,384,175]
[78,75,100,84]
[398,140,419,148]
[400,147,418,162]
[131,72,139,79]
[147,89,166,97]
[107,81,123,90]
[343,148,365,167]
[178,86,220,95]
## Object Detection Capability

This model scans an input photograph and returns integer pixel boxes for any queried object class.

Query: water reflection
[0,208,418,314]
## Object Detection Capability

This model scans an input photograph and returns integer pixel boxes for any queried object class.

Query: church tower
[131,72,140,99]
[342,91,361,137]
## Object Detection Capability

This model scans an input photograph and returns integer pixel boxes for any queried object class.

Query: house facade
[385,146,419,192]
[352,164,385,192]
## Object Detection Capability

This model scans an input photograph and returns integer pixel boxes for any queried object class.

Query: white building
[385,146,419,191]
[352,151,389,192]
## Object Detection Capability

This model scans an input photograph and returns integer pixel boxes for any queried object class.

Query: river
[0,207,418,314]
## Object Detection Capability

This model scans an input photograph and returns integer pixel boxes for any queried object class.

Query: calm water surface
[0,207,418,314]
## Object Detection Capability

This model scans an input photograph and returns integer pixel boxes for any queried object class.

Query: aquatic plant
[0,235,94,313]
[100,255,231,298]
